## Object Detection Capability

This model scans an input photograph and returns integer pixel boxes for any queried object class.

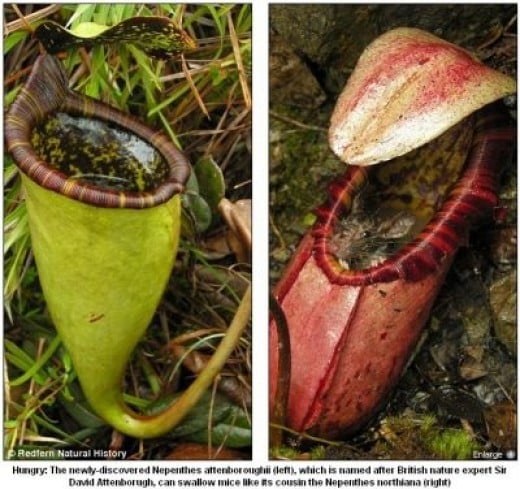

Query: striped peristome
[5,54,190,209]
[312,104,515,285]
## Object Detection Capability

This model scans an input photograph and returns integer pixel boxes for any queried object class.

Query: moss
[373,414,481,460]
[269,445,302,460]
[426,429,480,460]
[310,445,327,459]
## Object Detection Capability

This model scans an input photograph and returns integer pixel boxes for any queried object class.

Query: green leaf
[59,383,106,429]
[187,404,252,448]
[4,86,21,107]
[183,192,213,233]
[145,391,231,438]
[181,172,213,235]
[4,30,29,54]
[194,156,226,216]
[9,335,61,387]
[185,168,200,193]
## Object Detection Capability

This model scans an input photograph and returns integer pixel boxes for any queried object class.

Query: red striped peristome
[312,103,515,285]
[5,54,190,209]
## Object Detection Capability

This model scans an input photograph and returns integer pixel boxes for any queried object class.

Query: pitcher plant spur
[269,28,516,440]
[5,53,251,439]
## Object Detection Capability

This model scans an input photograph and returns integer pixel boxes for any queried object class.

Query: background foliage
[4,3,252,460]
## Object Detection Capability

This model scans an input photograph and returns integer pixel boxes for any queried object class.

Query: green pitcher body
[5,54,196,437]
[22,175,181,420]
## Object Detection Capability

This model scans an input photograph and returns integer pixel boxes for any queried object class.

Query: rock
[270,32,326,108]
[489,270,517,355]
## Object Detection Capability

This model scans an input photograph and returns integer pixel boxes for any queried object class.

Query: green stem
[104,284,251,438]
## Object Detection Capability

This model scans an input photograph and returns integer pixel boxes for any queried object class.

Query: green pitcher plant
[5,54,250,439]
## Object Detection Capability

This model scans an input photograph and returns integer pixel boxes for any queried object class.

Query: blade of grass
[9,336,62,387]
[4,31,29,54]
[236,4,253,32]
[4,340,50,386]
[227,12,251,109]
[158,111,182,149]
[65,4,97,27]
[182,55,209,118]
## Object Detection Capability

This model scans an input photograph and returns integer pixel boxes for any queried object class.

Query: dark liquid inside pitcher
[31,112,170,192]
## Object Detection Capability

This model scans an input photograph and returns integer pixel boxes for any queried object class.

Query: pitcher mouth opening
[311,107,506,286]
[5,54,190,209]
